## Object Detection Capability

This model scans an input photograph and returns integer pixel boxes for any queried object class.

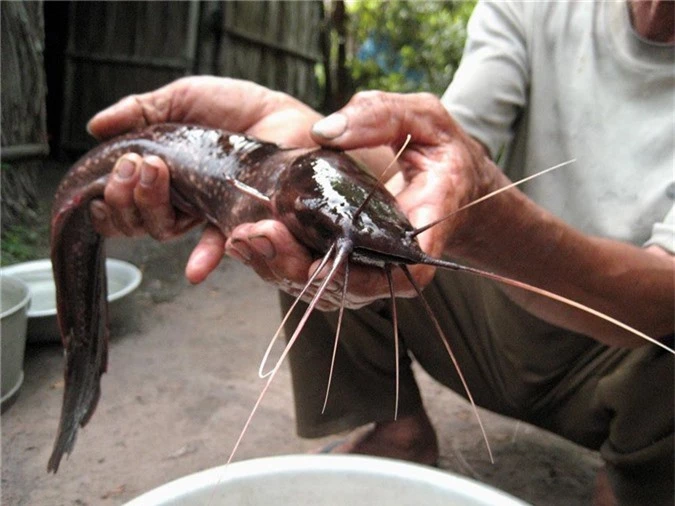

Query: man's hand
[219,91,499,310]
[302,91,497,309]
[88,76,323,283]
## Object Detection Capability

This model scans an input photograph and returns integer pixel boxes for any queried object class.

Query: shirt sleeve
[441,1,531,159]
[644,205,675,254]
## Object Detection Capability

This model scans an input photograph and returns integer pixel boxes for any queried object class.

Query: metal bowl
[124,455,530,506]
[1,258,142,343]
[1,274,31,411]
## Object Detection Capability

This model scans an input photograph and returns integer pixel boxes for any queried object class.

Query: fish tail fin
[48,206,109,473]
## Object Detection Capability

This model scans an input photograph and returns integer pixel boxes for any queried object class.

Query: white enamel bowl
[124,455,530,506]
[1,258,142,342]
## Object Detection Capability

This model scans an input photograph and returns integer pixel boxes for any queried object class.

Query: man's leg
[280,269,599,464]
[593,347,673,506]
[281,271,673,503]
[280,292,439,464]
[399,274,673,505]
[401,274,674,505]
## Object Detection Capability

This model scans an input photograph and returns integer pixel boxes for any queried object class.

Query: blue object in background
[356,34,423,84]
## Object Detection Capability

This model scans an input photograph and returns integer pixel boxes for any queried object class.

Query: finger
[285,280,345,312]
[90,200,121,237]
[310,91,458,150]
[323,259,429,310]
[226,221,315,287]
[103,154,144,236]
[87,76,313,141]
[185,225,226,284]
[133,156,181,241]
[250,221,316,286]
[339,263,398,306]
[224,223,277,284]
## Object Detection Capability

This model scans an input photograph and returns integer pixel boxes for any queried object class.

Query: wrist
[448,164,567,276]
[444,155,514,260]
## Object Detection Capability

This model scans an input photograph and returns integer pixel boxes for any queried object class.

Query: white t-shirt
[442,0,674,252]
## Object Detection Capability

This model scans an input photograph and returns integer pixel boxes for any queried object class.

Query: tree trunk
[322,0,352,112]
[1,1,48,230]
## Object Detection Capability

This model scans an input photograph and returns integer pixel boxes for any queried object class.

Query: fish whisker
[322,260,350,414]
[258,243,336,379]
[401,265,494,464]
[227,240,352,464]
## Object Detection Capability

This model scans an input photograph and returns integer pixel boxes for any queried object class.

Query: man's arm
[451,137,675,346]
[446,157,675,346]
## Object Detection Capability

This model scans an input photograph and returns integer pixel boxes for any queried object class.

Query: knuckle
[121,208,143,229]
[109,216,132,237]
[104,186,134,209]
[149,229,171,242]
[134,187,163,209]
[92,219,112,236]
[414,92,441,107]
[350,90,391,109]
[131,91,172,125]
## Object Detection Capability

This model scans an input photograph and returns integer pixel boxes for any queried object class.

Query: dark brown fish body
[48,123,425,472]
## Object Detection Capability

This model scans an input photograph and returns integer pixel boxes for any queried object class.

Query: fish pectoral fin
[225,177,273,209]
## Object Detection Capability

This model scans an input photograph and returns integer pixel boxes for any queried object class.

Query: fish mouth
[350,247,422,267]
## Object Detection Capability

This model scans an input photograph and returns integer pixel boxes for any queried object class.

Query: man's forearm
[452,159,674,347]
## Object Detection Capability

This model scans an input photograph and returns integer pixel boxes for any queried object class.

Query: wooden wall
[207,1,323,105]
[58,1,324,152]
[59,1,200,151]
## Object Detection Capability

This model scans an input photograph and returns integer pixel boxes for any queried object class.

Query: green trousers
[280,271,674,506]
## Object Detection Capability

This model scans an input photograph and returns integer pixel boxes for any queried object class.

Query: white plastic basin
[124,455,530,506]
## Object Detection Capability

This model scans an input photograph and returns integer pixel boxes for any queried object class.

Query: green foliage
[1,162,49,266]
[1,224,48,266]
[347,0,475,95]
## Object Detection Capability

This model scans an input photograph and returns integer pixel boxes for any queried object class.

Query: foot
[316,409,439,466]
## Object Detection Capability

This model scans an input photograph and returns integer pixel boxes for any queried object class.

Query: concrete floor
[1,165,602,505]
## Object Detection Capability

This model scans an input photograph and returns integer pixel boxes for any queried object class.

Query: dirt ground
[1,165,602,505]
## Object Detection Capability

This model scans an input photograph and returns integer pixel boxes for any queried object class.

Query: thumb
[86,86,175,140]
[310,91,457,150]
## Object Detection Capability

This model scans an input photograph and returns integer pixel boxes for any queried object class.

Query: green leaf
[347,0,475,95]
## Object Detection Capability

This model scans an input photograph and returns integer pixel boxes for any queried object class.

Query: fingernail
[140,161,158,186]
[115,158,136,180]
[189,250,208,268]
[227,239,252,262]
[312,113,347,139]
[90,202,107,221]
[326,281,342,294]
[249,235,276,260]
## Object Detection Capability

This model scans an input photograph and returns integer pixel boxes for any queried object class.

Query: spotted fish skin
[48,123,421,472]
[48,124,299,473]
